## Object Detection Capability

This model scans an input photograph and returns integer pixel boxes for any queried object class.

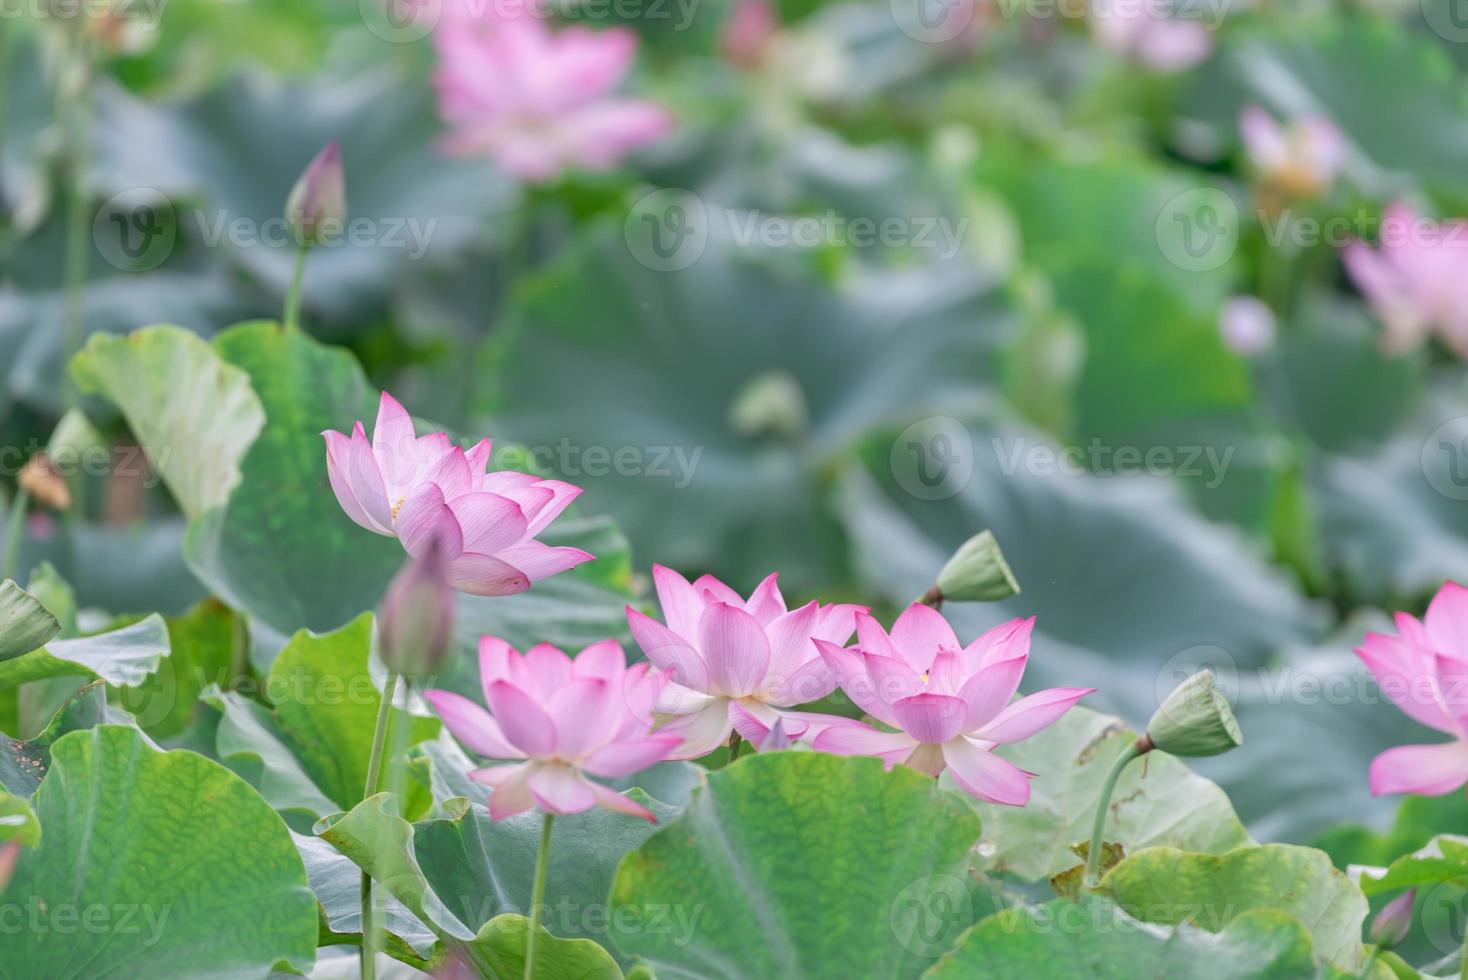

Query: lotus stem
[60,36,94,409]
[1084,735,1149,887]
[358,670,401,980]
[2,488,29,583]
[525,812,555,980]
[728,734,745,763]
[284,246,308,329]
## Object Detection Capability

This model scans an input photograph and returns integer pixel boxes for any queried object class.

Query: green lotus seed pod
[934,531,1020,603]
[1145,669,1242,758]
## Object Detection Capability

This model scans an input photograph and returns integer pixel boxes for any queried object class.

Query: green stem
[524,812,555,980]
[1084,738,1145,887]
[284,246,308,329]
[2,488,29,583]
[728,735,745,763]
[358,670,400,980]
[1358,944,1382,980]
[60,41,94,410]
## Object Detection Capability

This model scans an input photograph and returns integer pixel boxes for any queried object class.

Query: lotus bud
[1369,888,1415,949]
[19,454,72,512]
[285,142,347,248]
[377,539,455,680]
[0,841,18,894]
[1144,669,1242,758]
[729,370,809,442]
[760,719,793,752]
[922,531,1020,607]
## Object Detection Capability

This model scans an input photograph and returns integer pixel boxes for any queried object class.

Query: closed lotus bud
[1369,888,1415,949]
[19,454,72,512]
[926,531,1020,606]
[285,142,347,247]
[377,540,455,679]
[760,719,793,752]
[0,841,18,894]
[1145,669,1242,758]
[728,370,809,442]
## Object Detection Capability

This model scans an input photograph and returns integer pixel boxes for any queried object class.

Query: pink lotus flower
[323,392,591,595]
[433,3,672,182]
[626,566,866,759]
[1356,581,1468,797]
[1239,106,1344,199]
[812,606,1092,806]
[1343,203,1468,357]
[1090,0,1212,73]
[721,0,778,70]
[424,637,682,820]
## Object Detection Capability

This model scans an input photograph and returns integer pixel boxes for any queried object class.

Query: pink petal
[445,553,531,596]
[627,606,710,691]
[890,603,960,671]
[943,737,1033,806]
[692,574,743,608]
[765,601,821,681]
[425,448,473,502]
[528,765,598,815]
[492,541,593,582]
[524,643,573,695]
[926,650,963,696]
[1356,632,1460,736]
[581,734,683,777]
[480,636,525,696]
[622,662,670,728]
[813,639,893,724]
[547,677,618,759]
[572,640,627,680]
[465,438,493,476]
[957,652,1029,731]
[975,688,1093,743]
[767,655,838,706]
[863,651,925,719]
[744,572,786,625]
[372,392,418,468]
[522,480,583,535]
[812,720,918,763]
[587,780,657,822]
[474,762,536,820]
[854,611,903,662]
[323,428,393,534]
[652,564,705,641]
[485,680,557,758]
[1426,581,1468,661]
[660,700,733,760]
[811,603,864,646]
[424,689,524,759]
[397,483,465,558]
[449,492,529,555]
[892,693,968,744]
[1369,741,1468,796]
[700,602,772,698]
[965,617,1034,669]
[1239,105,1285,171]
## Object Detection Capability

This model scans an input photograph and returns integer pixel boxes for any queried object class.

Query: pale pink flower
[1239,106,1343,199]
[1219,295,1276,356]
[812,606,1092,806]
[433,5,672,182]
[1356,581,1468,797]
[1343,203,1468,357]
[323,392,591,596]
[424,638,682,821]
[720,0,778,70]
[1090,0,1212,73]
[626,566,866,759]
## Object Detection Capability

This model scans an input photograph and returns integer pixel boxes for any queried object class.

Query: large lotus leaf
[1184,14,1468,200]
[835,422,1322,724]
[1099,844,1373,972]
[115,598,238,737]
[91,70,514,331]
[203,687,341,824]
[465,914,624,980]
[0,725,317,979]
[0,580,59,661]
[0,613,169,689]
[924,897,1350,980]
[293,830,437,961]
[970,705,1251,882]
[0,790,39,846]
[1354,834,1468,897]
[180,322,405,635]
[609,752,986,978]
[265,614,438,814]
[71,325,265,519]
[480,219,1012,591]
[0,682,137,797]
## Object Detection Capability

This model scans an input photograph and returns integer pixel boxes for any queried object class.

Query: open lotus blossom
[1343,203,1468,357]
[626,566,866,758]
[812,606,1093,806]
[323,392,591,595]
[1355,581,1468,797]
[1239,106,1344,200]
[424,638,682,820]
[433,2,672,182]
[1089,0,1212,73]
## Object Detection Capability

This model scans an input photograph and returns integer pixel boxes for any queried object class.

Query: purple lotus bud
[760,719,792,752]
[378,539,455,679]
[1369,888,1415,949]
[285,142,347,247]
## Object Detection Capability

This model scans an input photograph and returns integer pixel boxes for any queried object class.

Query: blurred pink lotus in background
[323,392,591,595]
[721,0,779,70]
[433,0,672,181]
[813,606,1092,806]
[627,566,865,758]
[425,638,682,820]
[1356,581,1468,797]
[1219,295,1276,356]
[1343,203,1468,357]
[1089,0,1212,73]
[1239,106,1344,200]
